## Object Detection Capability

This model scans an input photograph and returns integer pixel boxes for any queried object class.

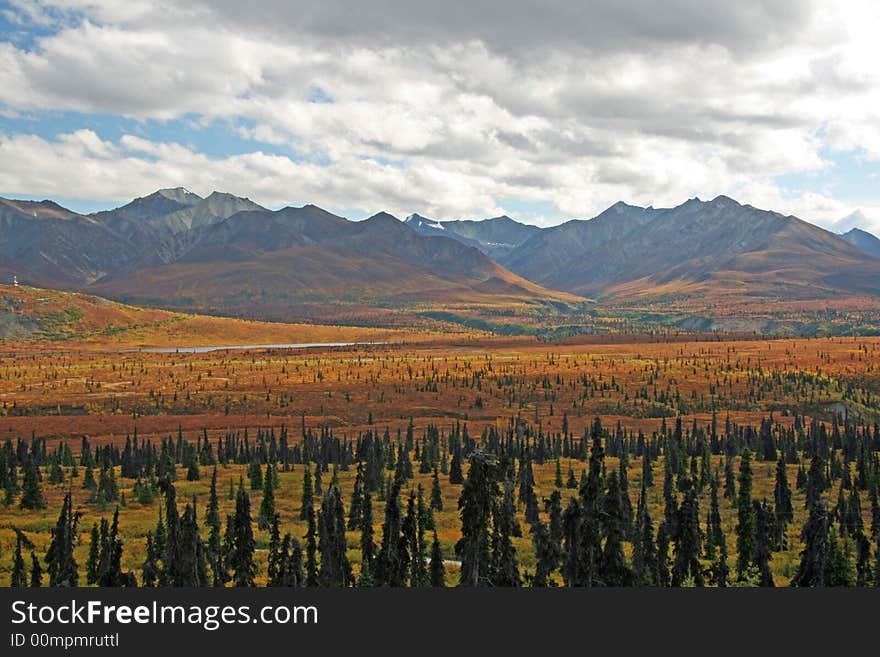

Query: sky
[1,0,879,233]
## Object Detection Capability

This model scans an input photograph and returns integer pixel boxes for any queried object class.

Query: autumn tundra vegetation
[1,289,879,588]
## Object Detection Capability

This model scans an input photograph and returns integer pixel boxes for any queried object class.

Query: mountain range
[1,189,577,322]
[2,188,880,329]
[500,196,880,301]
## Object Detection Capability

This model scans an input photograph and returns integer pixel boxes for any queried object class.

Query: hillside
[0,284,424,348]
[0,283,178,341]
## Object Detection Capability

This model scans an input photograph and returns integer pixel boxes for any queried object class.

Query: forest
[3,414,879,587]
[2,334,879,587]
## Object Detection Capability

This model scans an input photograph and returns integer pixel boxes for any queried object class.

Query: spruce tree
[404,490,429,586]
[86,522,100,585]
[157,479,181,585]
[705,476,723,560]
[11,534,27,587]
[735,450,755,581]
[3,456,19,504]
[574,422,606,587]
[29,552,42,588]
[561,497,583,586]
[205,467,224,586]
[227,484,257,586]
[656,524,671,587]
[600,471,632,586]
[248,460,262,491]
[723,454,736,499]
[792,499,830,587]
[184,501,209,587]
[712,530,730,588]
[186,459,200,482]
[318,486,352,587]
[671,487,704,587]
[299,465,314,521]
[283,535,306,587]
[661,463,679,538]
[827,529,854,586]
[773,456,793,550]
[359,488,376,586]
[641,450,654,489]
[376,481,406,586]
[855,532,873,587]
[348,462,364,531]
[430,466,443,511]
[805,453,828,510]
[267,513,284,586]
[97,508,130,587]
[20,458,46,510]
[304,503,318,587]
[313,463,323,496]
[566,465,578,489]
[448,446,464,485]
[154,509,167,559]
[456,450,499,587]
[530,519,556,587]
[546,489,563,551]
[258,462,276,530]
[142,532,160,587]
[753,500,775,587]
[632,480,658,586]
[393,443,413,486]
[490,480,521,587]
[429,531,446,587]
[418,483,434,532]
[45,491,79,587]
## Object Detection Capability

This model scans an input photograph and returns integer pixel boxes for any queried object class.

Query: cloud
[0,130,511,218]
[65,1,818,56]
[0,0,879,228]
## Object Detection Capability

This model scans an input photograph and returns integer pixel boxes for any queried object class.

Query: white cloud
[0,0,879,229]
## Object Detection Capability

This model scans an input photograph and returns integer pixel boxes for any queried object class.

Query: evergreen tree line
[6,414,880,587]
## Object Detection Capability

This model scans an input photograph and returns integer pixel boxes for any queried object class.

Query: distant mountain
[91,189,265,264]
[500,196,880,302]
[6,188,880,329]
[405,213,541,260]
[840,227,880,258]
[0,193,572,321]
[500,201,660,286]
[0,197,140,286]
[93,187,202,225]
[90,205,573,319]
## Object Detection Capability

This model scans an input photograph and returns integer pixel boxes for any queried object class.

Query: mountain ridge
[33,195,581,321]
[499,195,880,303]
[3,189,880,330]
[840,227,880,258]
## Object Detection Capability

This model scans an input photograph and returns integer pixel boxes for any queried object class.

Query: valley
[1,318,878,587]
